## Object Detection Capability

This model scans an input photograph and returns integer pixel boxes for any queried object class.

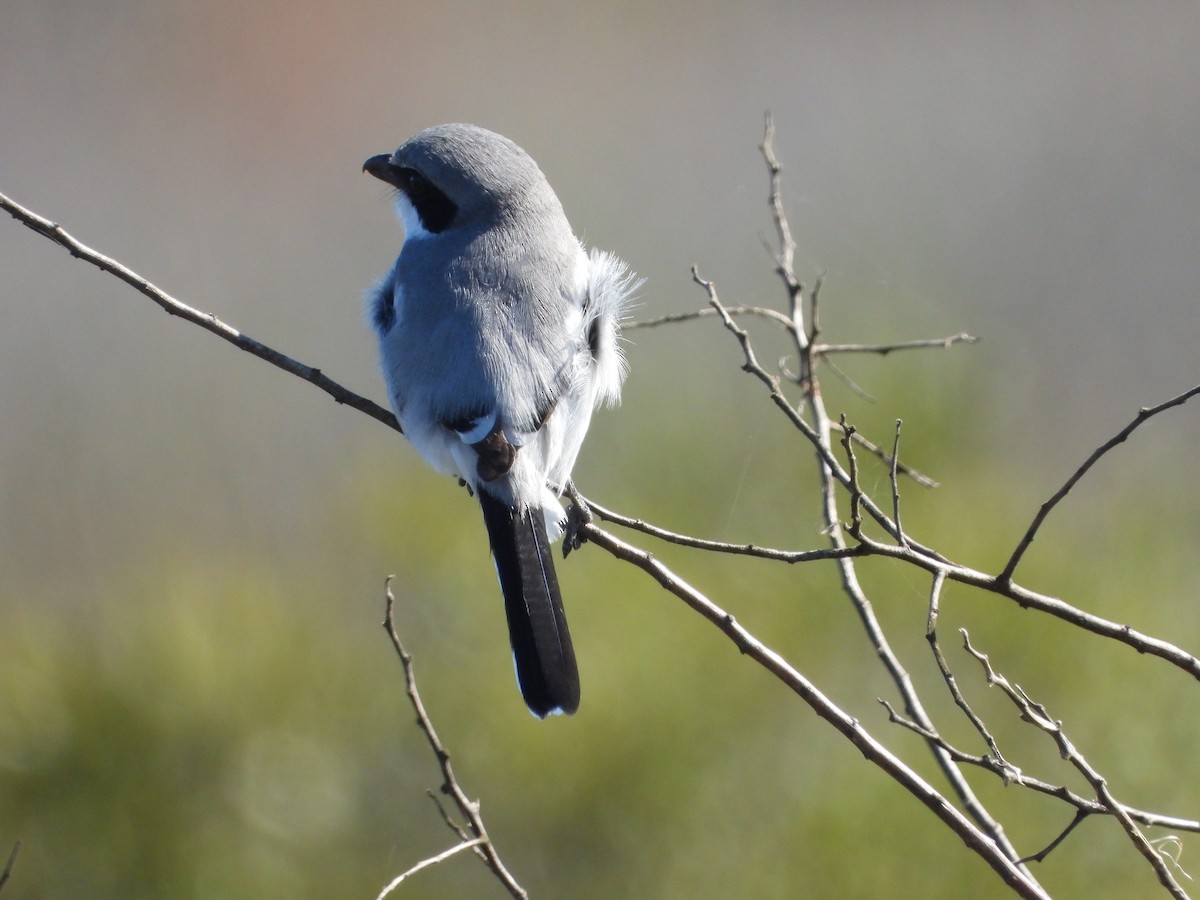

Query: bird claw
[561,483,593,558]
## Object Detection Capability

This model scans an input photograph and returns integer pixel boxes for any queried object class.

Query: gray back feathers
[386,125,585,435]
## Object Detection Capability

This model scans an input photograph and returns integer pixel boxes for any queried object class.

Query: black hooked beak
[363,154,405,189]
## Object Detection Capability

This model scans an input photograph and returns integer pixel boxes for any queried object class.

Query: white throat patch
[395,193,433,244]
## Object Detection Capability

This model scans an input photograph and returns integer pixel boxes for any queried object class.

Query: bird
[363,123,638,717]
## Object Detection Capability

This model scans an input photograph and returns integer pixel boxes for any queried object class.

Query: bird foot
[561,482,593,558]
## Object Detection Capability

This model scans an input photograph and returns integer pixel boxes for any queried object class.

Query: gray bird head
[363,123,565,236]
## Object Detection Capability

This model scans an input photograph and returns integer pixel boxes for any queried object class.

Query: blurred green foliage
[2,330,1196,898]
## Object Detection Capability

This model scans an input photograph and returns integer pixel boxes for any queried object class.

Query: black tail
[478,490,580,717]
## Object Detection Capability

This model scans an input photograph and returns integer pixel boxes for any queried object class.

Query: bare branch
[881,699,1200,832]
[851,534,1200,681]
[1020,811,1090,866]
[581,521,1050,900]
[1000,383,1200,583]
[426,790,473,844]
[815,333,980,356]
[720,128,1038,881]
[693,266,953,563]
[376,839,486,900]
[580,493,869,563]
[831,420,940,488]
[761,113,804,331]
[838,415,865,538]
[0,842,19,893]
[889,420,909,549]
[0,189,399,433]
[925,571,1015,776]
[382,579,527,899]
[816,352,879,401]
[962,631,1190,897]
[628,304,795,331]
[693,257,1200,681]
[808,273,824,345]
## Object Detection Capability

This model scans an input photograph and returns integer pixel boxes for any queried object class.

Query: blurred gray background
[2,2,1198,897]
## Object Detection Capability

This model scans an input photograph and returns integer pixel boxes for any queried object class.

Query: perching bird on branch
[365,123,638,717]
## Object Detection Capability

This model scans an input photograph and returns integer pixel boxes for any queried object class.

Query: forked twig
[962,631,1190,898]
[581,521,1049,900]
[381,579,527,899]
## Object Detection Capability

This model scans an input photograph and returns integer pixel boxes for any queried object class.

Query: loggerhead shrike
[363,123,639,717]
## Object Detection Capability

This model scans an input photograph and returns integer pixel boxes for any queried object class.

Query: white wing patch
[454,411,497,444]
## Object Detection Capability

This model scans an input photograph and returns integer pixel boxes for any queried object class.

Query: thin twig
[924,571,1013,776]
[692,261,1200,681]
[880,701,1200,831]
[1000,384,1200,584]
[427,791,474,845]
[761,113,804,333]
[628,305,795,330]
[1019,811,1090,866]
[0,190,400,433]
[0,842,19,893]
[691,267,949,560]
[752,118,1037,888]
[815,333,980,355]
[830,421,940,488]
[376,838,486,899]
[838,415,864,538]
[962,631,1190,898]
[808,273,824,345]
[889,420,909,549]
[700,245,1021,866]
[382,579,528,899]
[581,521,1049,900]
[856,534,1200,681]
[580,494,869,563]
[819,353,879,402]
